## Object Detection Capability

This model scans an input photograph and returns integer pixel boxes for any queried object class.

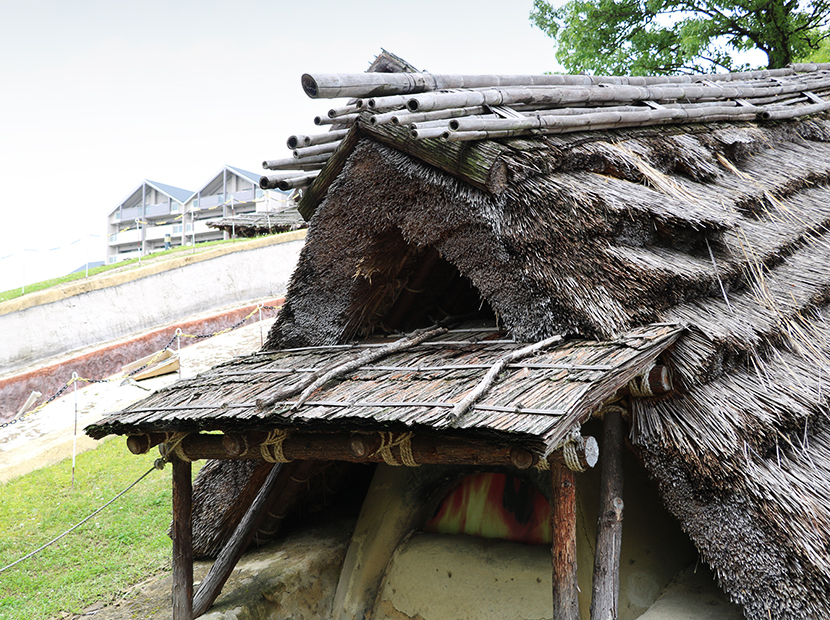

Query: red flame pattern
[424,472,551,545]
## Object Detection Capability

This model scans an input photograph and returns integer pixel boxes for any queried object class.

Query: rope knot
[373,432,419,467]
[162,432,192,462]
[261,429,292,463]
[562,439,586,473]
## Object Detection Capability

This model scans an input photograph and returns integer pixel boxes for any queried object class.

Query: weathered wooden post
[551,461,580,620]
[172,457,193,620]
[591,405,626,620]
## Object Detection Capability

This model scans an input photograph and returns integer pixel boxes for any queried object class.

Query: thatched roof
[206,207,306,238]
[88,60,830,619]
[86,321,680,457]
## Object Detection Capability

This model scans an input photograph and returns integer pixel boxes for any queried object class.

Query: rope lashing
[162,432,192,462]
[563,439,586,473]
[373,431,419,467]
[261,429,292,463]
[597,403,627,422]
[628,372,655,397]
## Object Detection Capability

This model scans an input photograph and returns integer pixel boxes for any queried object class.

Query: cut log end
[584,436,599,469]
[127,435,150,455]
[349,435,368,457]
[222,433,247,457]
[510,447,535,470]
[301,74,318,98]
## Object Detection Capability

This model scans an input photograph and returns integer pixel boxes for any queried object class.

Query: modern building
[106,180,193,263]
[106,167,294,264]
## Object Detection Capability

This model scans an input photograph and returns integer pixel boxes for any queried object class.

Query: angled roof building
[106,179,193,263]
[90,58,830,620]
[106,167,295,264]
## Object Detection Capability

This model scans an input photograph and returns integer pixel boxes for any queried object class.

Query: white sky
[0,0,562,291]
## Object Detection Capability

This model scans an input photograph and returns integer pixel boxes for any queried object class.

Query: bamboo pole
[409,126,450,140]
[552,462,580,620]
[370,105,489,127]
[260,171,321,191]
[292,141,342,159]
[327,103,362,119]
[314,113,358,126]
[287,129,349,149]
[259,171,318,189]
[300,68,801,100]
[759,99,830,120]
[404,78,830,114]
[590,406,625,620]
[262,154,331,170]
[172,457,193,620]
[286,135,311,149]
[366,94,412,111]
[443,106,760,142]
[791,62,830,72]
[274,172,320,191]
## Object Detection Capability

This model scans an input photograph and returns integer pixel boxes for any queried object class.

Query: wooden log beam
[131,431,599,470]
[551,462,580,620]
[627,365,673,398]
[590,406,625,620]
[192,460,325,617]
[172,457,193,620]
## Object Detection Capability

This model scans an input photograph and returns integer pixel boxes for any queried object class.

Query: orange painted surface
[424,472,551,545]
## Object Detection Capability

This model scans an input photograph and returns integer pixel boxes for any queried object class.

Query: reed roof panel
[86,323,681,455]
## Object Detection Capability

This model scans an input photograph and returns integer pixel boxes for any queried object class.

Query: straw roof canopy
[206,207,306,238]
[88,60,830,620]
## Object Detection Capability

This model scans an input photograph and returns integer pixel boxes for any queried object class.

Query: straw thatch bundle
[259,109,830,619]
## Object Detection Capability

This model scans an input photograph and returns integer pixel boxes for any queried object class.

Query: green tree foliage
[530,0,830,74]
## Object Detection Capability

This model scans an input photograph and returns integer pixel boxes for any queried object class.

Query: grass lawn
[0,438,182,619]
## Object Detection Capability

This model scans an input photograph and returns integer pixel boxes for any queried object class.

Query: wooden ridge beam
[127,430,599,471]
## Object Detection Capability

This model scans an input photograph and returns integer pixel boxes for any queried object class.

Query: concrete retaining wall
[0,231,305,377]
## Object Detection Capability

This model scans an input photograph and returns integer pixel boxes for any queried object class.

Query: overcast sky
[0,0,563,291]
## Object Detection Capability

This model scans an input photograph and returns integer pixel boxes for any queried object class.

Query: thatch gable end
[270,134,738,347]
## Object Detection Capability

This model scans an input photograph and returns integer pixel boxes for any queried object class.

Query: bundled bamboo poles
[262,66,830,198]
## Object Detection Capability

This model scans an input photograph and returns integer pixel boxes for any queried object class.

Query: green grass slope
[0,438,179,619]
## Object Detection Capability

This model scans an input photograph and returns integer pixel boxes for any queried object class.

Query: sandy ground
[0,316,276,484]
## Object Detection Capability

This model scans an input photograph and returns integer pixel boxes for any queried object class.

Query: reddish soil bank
[0,299,283,422]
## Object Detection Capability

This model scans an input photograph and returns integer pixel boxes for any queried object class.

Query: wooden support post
[192,460,323,617]
[591,407,625,620]
[551,462,579,620]
[172,457,193,620]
